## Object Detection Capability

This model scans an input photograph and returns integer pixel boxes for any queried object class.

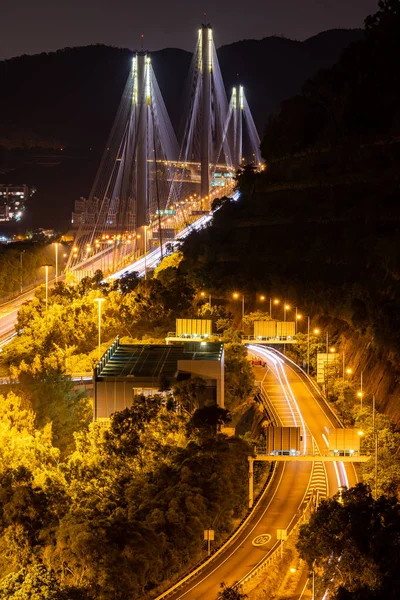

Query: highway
[0,209,216,344]
[155,347,357,600]
[0,286,38,343]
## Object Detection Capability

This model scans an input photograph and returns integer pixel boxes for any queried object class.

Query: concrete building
[94,337,224,420]
[0,184,33,222]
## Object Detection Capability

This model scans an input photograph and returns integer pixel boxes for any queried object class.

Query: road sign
[316,353,339,384]
[277,529,288,540]
[204,529,215,557]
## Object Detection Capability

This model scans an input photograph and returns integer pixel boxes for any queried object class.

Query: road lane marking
[252,534,271,547]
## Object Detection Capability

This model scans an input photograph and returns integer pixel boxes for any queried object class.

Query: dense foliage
[0,392,252,599]
[297,484,400,599]
[262,0,400,159]
[0,253,260,598]
[0,241,65,299]
[180,1,400,391]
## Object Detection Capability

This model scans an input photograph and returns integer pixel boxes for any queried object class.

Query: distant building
[71,196,134,229]
[0,184,35,222]
[94,338,225,420]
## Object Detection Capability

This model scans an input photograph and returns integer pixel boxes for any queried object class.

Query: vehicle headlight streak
[268,347,350,490]
[247,345,307,454]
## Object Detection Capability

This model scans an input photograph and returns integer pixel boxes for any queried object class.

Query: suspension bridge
[67,24,262,279]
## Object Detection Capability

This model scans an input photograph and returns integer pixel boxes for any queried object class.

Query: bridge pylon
[200,24,212,200]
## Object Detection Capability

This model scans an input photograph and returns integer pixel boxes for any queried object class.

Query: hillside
[0,30,363,149]
[180,3,400,423]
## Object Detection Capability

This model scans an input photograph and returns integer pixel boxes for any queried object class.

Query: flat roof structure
[94,338,224,420]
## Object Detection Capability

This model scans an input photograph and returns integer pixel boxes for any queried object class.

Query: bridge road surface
[0,287,39,342]
[162,356,313,600]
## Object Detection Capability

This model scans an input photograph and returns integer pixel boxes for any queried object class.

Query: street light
[372,394,378,499]
[233,292,245,327]
[295,312,302,334]
[284,304,291,322]
[271,298,280,319]
[20,250,25,293]
[42,264,51,328]
[144,225,148,281]
[200,291,212,307]
[94,298,106,361]
[54,242,59,282]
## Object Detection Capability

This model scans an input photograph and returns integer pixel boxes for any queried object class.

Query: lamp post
[307,316,310,375]
[373,394,378,499]
[233,292,245,328]
[284,304,290,322]
[295,312,302,334]
[270,298,279,319]
[19,250,25,293]
[54,242,59,282]
[94,298,106,361]
[144,225,148,281]
[42,264,51,328]
[200,291,212,308]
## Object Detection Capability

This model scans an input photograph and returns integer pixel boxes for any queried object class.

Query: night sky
[1,0,377,60]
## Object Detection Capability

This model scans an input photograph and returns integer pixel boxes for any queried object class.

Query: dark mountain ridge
[0,29,363,229]
[0,29,363,149]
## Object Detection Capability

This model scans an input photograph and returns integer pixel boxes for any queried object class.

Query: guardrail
[151,384,279,600]
[237,494,313,590]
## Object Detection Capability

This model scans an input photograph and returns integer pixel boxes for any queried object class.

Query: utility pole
[200,24,212,200]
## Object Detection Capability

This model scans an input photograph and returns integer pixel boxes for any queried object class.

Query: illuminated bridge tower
[135,53,150,230]
[68,49,179,274]
[228,84,262,168]
[200,24,212,200]
[233,85,244,167]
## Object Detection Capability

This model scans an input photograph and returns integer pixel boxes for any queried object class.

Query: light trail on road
[156,347,325,600]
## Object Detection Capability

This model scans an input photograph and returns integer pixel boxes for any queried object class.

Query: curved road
[156,346,358,600]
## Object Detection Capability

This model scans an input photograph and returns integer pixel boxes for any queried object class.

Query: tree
[354,408,400,496]
[173,377,207,413]
[224,344,255,409]
[297,484,400,599]
[153,251,183,277]
[186,405,231,439]
[0,563,73,599]
[216,581,247,599]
